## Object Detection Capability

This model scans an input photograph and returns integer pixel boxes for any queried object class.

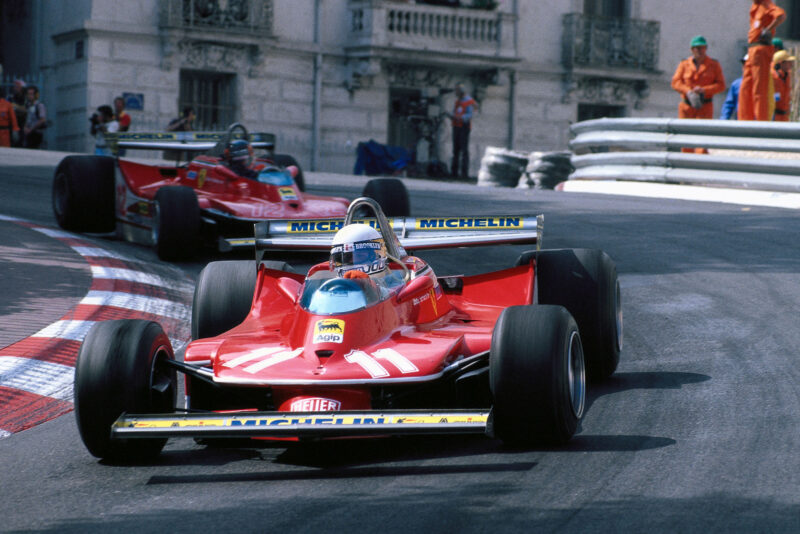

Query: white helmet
[330,224,387,276]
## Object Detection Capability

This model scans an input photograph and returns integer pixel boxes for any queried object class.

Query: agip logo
[313,319,345,344]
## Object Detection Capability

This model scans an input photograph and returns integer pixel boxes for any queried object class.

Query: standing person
[720,55,748,120]
[445,83,476,180]
[90,105,119,156]
[22,85,47,149]
[7,79,27,147]
[671,36,725,153]
[772,49,796,121]
[167,106,195,131]
[113,96,131,156]
[0,94,20,147]
[738,0,786,121]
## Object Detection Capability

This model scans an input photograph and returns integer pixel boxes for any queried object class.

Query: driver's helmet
[224,139,253,167]
[330,224,388,277]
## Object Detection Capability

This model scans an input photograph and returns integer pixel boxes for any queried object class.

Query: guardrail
[568,118,800,192]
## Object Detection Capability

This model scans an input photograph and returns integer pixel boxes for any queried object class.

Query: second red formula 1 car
[52,123,409,260]
[73,198,622,462]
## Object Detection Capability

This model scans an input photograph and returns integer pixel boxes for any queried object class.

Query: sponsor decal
[137,201,150,216]
[313,319,345,344]
[429,288,438,315]
[415,217,523,230]
[278,186,298,201]
[412,292,430,306]
[289,397,342,412]
[287,219,392,234]
[187,171,197,180]
[198,168,207,188]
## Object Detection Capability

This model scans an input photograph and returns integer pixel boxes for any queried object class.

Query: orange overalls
[671,56,725,153]
[772,67,791,121]
[739,1,785,120]
[0,98,20,147]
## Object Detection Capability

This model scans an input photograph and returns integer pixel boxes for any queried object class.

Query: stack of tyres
[477,146,529,188]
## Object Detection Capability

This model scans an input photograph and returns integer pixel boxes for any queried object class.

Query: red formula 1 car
[74,199,622,462]
[52,123,409,260]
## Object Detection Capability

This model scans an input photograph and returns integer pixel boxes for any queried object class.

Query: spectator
[167,106,195,131]
[720,55,748,120]
[772,37,784,51]
[772,49,795,121]
[671,35,725,153]
[114,97,131,132]
[0,65,20,147]
[6,79,26,147]
[444,82,476,179]
[23,85,47,149]
[739,0,786,120]
[91,105,119,156]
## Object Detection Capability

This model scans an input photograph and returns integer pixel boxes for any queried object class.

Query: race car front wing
[111,409,492,439]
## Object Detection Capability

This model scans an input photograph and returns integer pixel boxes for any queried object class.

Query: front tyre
[74,320,176,461]
[362,178,410,217]
[490,305,585,446]
[152,186,201,261]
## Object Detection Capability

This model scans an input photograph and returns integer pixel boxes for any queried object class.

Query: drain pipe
[311,0,322,171]
[506,0,518,149]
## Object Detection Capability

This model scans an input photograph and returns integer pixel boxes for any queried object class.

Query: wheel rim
[151,201,161,245]
[567,331,586,418]
[614,279,623,352]
[53,173,68,218]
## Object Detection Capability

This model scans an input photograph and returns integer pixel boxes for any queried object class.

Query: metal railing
[562,13,660,72]
[568,118,800,192]
[160,0,273,36]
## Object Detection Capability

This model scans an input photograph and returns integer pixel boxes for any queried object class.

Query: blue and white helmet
[330,224,387,276]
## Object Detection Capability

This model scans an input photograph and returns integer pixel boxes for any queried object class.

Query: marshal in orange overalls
[672,53,725,153]
[0,98,20,147]
[739,0,786,121]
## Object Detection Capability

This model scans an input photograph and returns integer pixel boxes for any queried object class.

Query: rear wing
[105,131,276,155]
[247,214,543,254]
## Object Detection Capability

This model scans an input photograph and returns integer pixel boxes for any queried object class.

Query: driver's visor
[330,240,382,268]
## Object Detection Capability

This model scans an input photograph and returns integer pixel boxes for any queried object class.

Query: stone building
[2,0,799,174]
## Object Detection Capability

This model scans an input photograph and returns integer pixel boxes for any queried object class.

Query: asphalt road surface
[0,155,798,533]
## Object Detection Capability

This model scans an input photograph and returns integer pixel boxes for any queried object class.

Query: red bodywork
[184,259,535,413]
[114,155,349,235]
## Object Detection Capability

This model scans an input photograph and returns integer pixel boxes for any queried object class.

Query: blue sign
[123,92,144,111]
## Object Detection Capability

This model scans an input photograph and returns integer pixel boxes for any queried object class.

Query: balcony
[159,0,273,39]
[562,13,660,74]
[346,0,518,68]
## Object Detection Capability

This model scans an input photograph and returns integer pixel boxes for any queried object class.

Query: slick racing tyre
[362,178,410,217]
[52,155,115,233]
[521,249,622,381]
[272,153,305,192]
[152,185,201,261]
[490,305,585,446]
[74,320,177,462]
[192,260,259,340]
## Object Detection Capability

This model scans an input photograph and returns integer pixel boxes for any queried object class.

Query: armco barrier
[568,118,800,192]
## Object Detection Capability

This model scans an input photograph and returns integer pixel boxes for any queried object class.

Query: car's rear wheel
[52,155,116,232]
[74,320,176,462]
[490,305,585,446]
[152,185,201,261]
[272,153,305,192]
[517,248,622,381]
[362,178,410,217]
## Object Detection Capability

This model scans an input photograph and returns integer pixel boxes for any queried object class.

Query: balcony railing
[562,13,659,72]
[160,0,273,36]
[348,0,517,61]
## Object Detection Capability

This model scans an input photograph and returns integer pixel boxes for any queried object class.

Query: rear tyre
[490,305,585,446]
[362,178,410,217]
[192,260,257,340]
[153,186,201,261]
[530,249,622,381]
[272,153,305,192]
[74,320,176,461]
[52,155,116,232]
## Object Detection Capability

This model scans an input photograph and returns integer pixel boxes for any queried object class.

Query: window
[583,0,627,18]
[578,103,625,122]
[178,70,236,130]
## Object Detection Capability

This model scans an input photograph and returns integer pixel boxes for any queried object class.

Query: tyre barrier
[519,151,575,190]
[477,146,528,188]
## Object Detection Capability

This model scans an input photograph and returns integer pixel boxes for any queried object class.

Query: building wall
[5,0,788,174]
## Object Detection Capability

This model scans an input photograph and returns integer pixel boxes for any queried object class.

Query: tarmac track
[0,154,798,532]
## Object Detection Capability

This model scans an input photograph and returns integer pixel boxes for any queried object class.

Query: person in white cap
[772,49,796,121]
